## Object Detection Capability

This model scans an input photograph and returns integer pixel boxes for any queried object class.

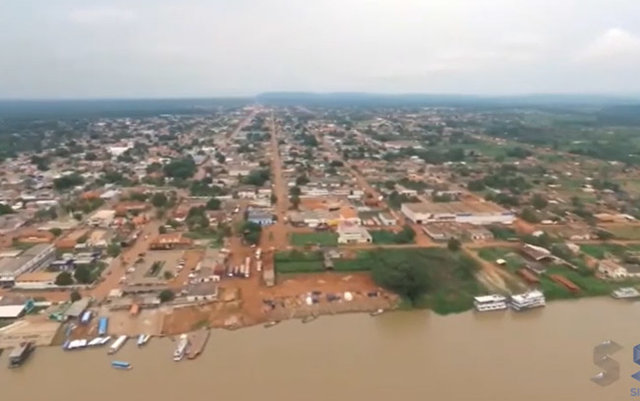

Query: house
[520,243,553,262]
[598,259,629,279]
[184,280,219,302]
[247,208,274,226]
[378,212,397,226]
[237,187,257,199]
[337,222,372,244]
[467,227,494,242]
[88,209,116,227]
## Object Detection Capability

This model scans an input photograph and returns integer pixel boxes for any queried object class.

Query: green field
[275,250,325,273]
[290,232,338,246]
[604,225,640,240]
[579,244,629,259]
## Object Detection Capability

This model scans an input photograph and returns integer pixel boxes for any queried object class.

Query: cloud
[577,28,640,64]
[68,6,136,24]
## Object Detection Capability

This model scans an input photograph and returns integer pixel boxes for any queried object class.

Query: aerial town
[2,102,640,366]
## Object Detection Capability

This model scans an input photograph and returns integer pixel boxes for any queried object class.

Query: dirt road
[265,113,289,250]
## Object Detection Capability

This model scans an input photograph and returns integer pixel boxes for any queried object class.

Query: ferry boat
[111,360,132,370]
[473,295,508,312]
[8,342,34,368]
[108,335,128,355]
[612,287,640,299]
[509,290,546,311]
[137,334,151,347]
[173,334,189,361]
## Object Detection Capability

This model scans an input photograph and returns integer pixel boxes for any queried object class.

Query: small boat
[612,287,640,299]
[137,334,151,347]
[111,360,132,370]
[108,335,128,355]
[173,334,189,362]
[264,321,280,328]
[369,308,385,316]
[301,314,318,324]
[8,342,34,368]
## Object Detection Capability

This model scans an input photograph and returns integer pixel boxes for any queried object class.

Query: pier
[186,328,210,359]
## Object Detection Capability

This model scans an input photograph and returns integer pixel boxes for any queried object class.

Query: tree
[467,180,485,191]
[242,221,262,245]
[53,173,84,191]
[158,225,167,234]
[596,229,615,241]
[55,271,73,286]
[84,152,97,161]
[290,195,300,210]
[520,207,540,223]
[49,228,62,237]
[163,157,196,179]
[370,252,430,304]
[206,197,221,210]
[107,242,122,258]
[296,175,309,186]
[531,194,548,210]
[447,237,461,252]
[159,289,175,303]
[242,169,270,186]
[0,203,14,215]
[74,265,92,284]
[163,271,174,280]
[270,194,277,205]
[70,290,81,302]
[151,192,168,208]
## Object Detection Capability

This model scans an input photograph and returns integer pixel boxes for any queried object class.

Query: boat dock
[186,328,210,360]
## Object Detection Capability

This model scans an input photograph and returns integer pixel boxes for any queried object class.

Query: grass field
[603,225,640,240]
[275,250,326,273]
[290,232,338,246]
[579,244,629,259]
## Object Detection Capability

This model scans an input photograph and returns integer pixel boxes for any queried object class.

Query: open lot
[127,250,185,281]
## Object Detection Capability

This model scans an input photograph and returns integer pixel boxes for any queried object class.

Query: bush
[159,289,175,303]
[55,272,73,286]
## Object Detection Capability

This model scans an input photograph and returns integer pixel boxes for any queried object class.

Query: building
[0,244,55,287]
[401,200,514,225]
[184,280,218,302]
[337,222,372,244]
[598,259,640,279]
[378,212,397,226]
[247,208,274,226]
[88,209,116,227]
[150,233,192,250]
[14,272,58,290]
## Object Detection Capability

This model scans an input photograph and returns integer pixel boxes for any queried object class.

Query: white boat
[108,335,128,355]
[473,294,508,312]
[137,334,151,347]
[510,290,546,311]
[612,287,640,299]
[173,334,189,361]
[88,337,103,347]
[99,336,112,346]
[66,339,88,350]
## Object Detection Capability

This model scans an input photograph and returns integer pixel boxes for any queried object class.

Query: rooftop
[402,200,508,215]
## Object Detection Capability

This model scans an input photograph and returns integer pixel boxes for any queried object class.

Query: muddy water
[2,297,640,401]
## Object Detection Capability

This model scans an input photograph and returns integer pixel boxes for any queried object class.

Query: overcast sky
[1,0,640,98]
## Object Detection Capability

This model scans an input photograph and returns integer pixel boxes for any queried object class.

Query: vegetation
[151,192,168,208]
[369,248,481,314]
[0,203,14,215]
[54,173,84,191]
[370,226,415,244]
[447,237,461,251]
[163,157,196,179]
[55,271,73,286]
[290,232,338,246]
[242,169,270,186]
[275,250,325,273]
[241,221,262,245]
[159,289,175,303]
[70,290,81,302]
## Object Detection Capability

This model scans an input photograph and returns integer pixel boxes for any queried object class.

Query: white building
[337,223,372,244]
[401,201,514,225]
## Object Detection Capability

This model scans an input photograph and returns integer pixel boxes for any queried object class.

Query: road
[261,112,289,250]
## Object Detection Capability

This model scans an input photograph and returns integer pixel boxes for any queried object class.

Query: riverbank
[2,297,639,401]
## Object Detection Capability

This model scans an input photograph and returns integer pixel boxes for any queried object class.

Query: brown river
[2,297,640,401]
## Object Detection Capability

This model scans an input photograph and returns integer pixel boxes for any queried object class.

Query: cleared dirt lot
[127,250,185,281]
[0,315,62,348]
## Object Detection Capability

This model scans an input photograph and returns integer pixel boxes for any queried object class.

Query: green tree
[151,192,168,208]
[520,207,540,223]
[290,195,300,210]
[242,221,262,245]
[55,271,74,286]
[370,253,430,304]
[531,194,548,210]
[107,242,122,258]
[0,203,14,215]
[159,289,175,303]
[447,237,461,252]
[54,173,84,191]
[74,266,92,284]
[163,271,174,280]
[163,157,196,179]
[206,197,221,210]
[49,228,63,237]
[70,290,81,302]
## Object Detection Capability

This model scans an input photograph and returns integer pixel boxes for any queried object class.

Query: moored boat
[509,290,546,311]
[111,360,132,370]
[173,334,189,361]
[264,321,280,328]
[474,294,508,312]
[8,342,34,368]
[370,308,385,316]
[108,335,128,355]
[612,287,640,299]
[137,334,151,347]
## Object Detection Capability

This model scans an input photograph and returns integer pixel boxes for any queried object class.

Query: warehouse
[401,200,514,225]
